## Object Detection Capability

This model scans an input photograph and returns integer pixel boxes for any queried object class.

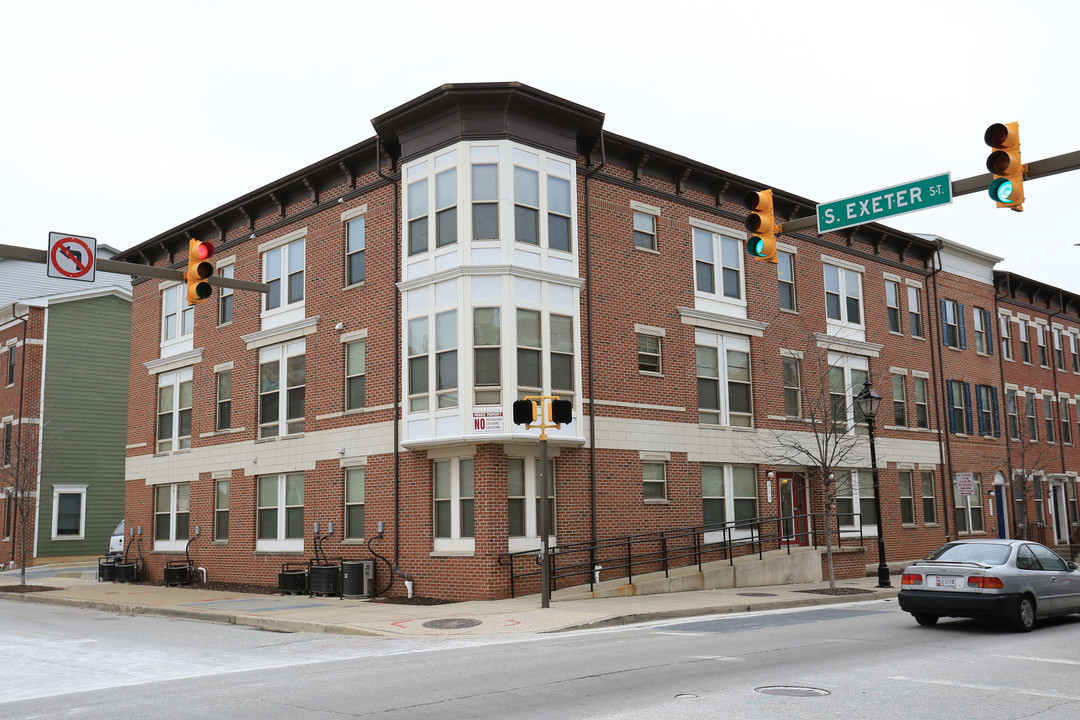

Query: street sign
[817,173,952,234]
[47,232,97,282]
[956,472,975,496]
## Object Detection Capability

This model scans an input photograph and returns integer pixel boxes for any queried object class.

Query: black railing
[497,512,865,599]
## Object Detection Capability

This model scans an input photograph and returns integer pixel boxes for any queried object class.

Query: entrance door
[994,472,1009,539]
[778,473,809,545]
[1051,483,1070,545]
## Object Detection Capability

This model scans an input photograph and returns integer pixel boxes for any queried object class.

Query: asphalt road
[3,598,1080,719]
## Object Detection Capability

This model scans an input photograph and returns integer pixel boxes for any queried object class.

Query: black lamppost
[855,380,892,589]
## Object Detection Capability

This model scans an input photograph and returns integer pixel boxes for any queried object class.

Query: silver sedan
[898,538,1080,632]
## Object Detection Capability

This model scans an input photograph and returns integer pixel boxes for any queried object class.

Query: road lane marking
[890,676,1080,701]
[993,654,1080,666]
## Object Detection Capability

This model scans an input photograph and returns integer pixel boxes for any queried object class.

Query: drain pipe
[928,245,953,540]
[582,133,606,552]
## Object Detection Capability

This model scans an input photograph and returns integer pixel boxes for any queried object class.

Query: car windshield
[925,542,1012,565]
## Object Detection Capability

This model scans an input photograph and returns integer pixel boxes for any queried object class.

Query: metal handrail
[497,512,865,598]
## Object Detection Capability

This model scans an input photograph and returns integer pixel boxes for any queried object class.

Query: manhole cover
[737,592,777,597]
[674,694,698,700]
[421,618,482,629]
[754,686,831,697]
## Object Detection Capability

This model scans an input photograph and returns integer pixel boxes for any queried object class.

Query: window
[346,340,366,411]
[973,308,987,354]
[216,370,231,431]
[941,299,962,348]
[408,317,429,412]
[408,176,429,255]
[975,384,998,437]
[259,341,305,438]
[1072,333,1080,373]
[921,471,937,524]
[5,346,14,385]
[434,458,475,547]
[899,471,915,524]
[696,333,752,427]
[2,422,10,466]
[947,380,971,435]
[346,214,366,284]
[1007,389,1020,440]
[824,264,862,325]
[1055,328,1065,370]
[892,374,907,427]
[214,480,228,541]
[161,284,193,342]
[218,265,234,325]
[633,211,656,250]
[1036,324,1049,367]
[517,309,541,395]
[1044,395,1056,443]
[514,166,539,245]
[885,280,902,333]
[473,308,501,405]
[777,251,796,311]
[643,462,667,501]
[637,334,662,374]
[345,468,365,540]
[1062,399,1073,445]
[782,357,801,417]
[701,465,757,525]
[914,376,929,429]
[548,176,572,252]
[550,314,574,396]
[828,355,869,435]
[694,227,741,299]
[472,162,499,240]
[507,457,556,546]
[52,485,86,539]
[1000,315,1013,360]
[154,483,190,549]
[954,474,984,534]
[436,167,457,248]
[1019,319,1031,363]
[264,237,305,311]
[907,286,923,338]
[435,311,458,408]
[156,369,192,453]
[257,473,304,551]
[835,471,876,529]
[1026,391,1038,441]
[1034,475,1045,524]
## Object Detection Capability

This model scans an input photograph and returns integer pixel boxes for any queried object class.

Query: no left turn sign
[48,232,97,282]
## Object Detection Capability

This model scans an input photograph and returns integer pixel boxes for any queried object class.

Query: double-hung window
[474,308,501,405]
[835,471,876,529]
[633,211,657,251]
[408,173,429,255]
[214,480,228,541]
[942,300,961,348]
[782,357,802,417]
[434,458,475,551]
[346,339,366,411]
[1006,389,1020,440]
[550,315,574,398]
[1054,328,1065,370]
[954,474,984,533]
[777,251,796,311]
[161,284,193,343]
[218,264,234,325]
[156,369,192,453]
[435,163,457,248]
[154,483,189,551]
[263,236,305,312]
[472,158,499,240]
[435,311,458,408]
[259,340,305,438]
[547,175,572,251]
[346,214,366,284]
[1036,324,1049,367]
[1019,319,1031,363]
[2,422,10,467]
[514,166,540,245]
[899,471,915,524]
[828,354,869,435]
[216,370,231,431]
[946,380,971,435]
[696,332,752,427]
[408,317,429,412]
[345,468,365,540]
[1044,394,1056,442]
[517,309,542,396]
[1026,391,1038,441]
[975,384,998,437]
[643,462,667,501]
[921,471,937,524]
[701,465,758,527]
[1073,333,1080,373]
[885,280,902,333]
[914,376,929,429]
[5,345,14,386]
[257,473,304,552]
[824,264,862,326]
[1000,315,1014,360]
[1061,398,1073,445]
[892,374,907,427]
[907,285,923,338]
[973,308,987,354]
[694,227,742,299]
[637,333,662,374]
[507,457,556,550]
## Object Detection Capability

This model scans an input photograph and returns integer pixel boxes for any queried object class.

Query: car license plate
[934,576,959,588]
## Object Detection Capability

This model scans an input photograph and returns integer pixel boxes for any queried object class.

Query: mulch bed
[795,587,876,596]
[0,584,61,593]
[134,579,451,604]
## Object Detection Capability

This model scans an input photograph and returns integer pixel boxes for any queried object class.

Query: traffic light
[185,239,215,304]
[743,189,779,264]
[984,122,1025,211]
[550,399,573,426]
[512,399,536,426]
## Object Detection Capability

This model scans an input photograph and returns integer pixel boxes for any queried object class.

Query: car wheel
[1014,595,1036,632]
[913,613,938,626]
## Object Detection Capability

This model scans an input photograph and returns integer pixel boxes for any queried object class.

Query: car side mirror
[1069,561,1078,571]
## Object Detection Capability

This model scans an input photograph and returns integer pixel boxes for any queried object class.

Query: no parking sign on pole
[48,232,97,282]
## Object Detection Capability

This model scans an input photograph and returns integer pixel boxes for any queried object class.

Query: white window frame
[633,210,657,251]
[506,456,557,553]
[782,357,802,418]
[637,332,662,375]
[1019,319,1032,363]
[345,338,367,412]
[835,470,878,536]
[345,467,365,541]
[156,368,193,453]
[643,461,667,502]
[154,482,190,552]
[885,280,902,333]
[345,213,366,286]
[51,484,87,540]
[954,474,985,534]
[907,285,923,338]
[1000,315,1014,360]
[433,457,476,554]
[261,233,306,320]
[258,340,305,438]
[160,283,193,345]
[217,263,234,326]
[256,472,304,553]
[823,262,863,328]
[1036,323,1049,367]
[777,250,796,312]
[828,353,870,436]
[693,222,744,303]
[695,330,752,427]
[942,299,960,348]
[973,307,987,354]
[914,376,930,429]
[214,479,229,542]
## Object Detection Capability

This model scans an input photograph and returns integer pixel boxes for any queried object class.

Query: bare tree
[749,336,878,589]
[1002,424,1057,542]
[0,423,40,585]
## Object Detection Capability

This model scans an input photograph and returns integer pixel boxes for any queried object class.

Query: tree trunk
[825,502,836,590]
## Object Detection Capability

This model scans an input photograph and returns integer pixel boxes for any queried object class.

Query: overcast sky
[2,1,1077,290]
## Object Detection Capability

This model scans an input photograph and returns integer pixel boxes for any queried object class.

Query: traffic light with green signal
[185,239,215,305]
[985,122,1025,212]
[744,189,779,264]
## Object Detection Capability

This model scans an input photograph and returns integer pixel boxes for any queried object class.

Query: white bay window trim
[51,484,87,540]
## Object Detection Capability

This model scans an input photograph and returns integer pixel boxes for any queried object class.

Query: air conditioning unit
[342,559,375,598]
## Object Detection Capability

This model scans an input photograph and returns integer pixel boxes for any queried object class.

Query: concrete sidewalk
[0,567,901,638]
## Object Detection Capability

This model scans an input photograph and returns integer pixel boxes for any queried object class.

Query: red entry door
[778,473,809,545]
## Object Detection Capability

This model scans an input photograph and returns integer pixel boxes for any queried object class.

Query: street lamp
[855,380,892,589]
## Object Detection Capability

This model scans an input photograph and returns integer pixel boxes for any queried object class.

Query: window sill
[889,330,904,337]
[944,345,963,352]
[341,539,367,545]
[638,371,664,378]
[255,432,306,444]
[153,449,191,458]
[901,523,917,529]
[429,551,475,558]
[211,540,228,546]
[50,534,85,541]
[343,282,366,291]
[910,335,926,341]
[644,499,670,505]
[633,245,660,255]
[217,321,233,329]
[924,523,940,528]
[779,308,798,315]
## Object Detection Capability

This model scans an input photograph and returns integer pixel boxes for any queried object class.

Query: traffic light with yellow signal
[185,239,215,304]
[744,189,779,264]
[984,122,1025,212]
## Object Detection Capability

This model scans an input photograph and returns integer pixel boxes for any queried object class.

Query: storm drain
[737,592,777,597]
[422,618,482,630]
[754,686,831,697]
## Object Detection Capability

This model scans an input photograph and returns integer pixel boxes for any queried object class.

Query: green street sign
[817,172,952,234]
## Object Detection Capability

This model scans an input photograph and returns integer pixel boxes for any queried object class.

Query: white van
[109,520,125,557]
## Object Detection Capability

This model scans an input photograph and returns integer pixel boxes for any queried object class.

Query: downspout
[995,276,1016,536]
[581,133,606,546]
[1048,292,1066,475]
[928,245,953,540]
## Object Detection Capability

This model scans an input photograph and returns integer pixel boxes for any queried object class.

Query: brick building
[113,83,1076,600]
